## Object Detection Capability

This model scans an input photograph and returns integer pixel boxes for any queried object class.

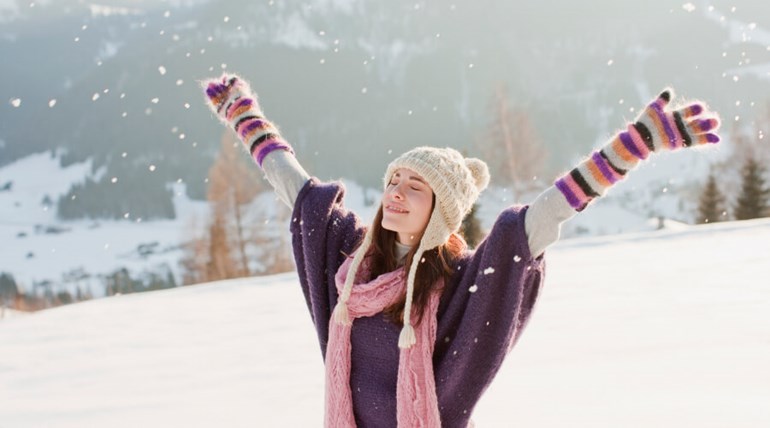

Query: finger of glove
[686,117,720,135]
[649,88,674,111]
[694,133,720,145]
[204,74,245,114]
[674,102,705,119]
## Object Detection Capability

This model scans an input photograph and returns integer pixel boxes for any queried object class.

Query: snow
[271,12,328,50]
[0,0,18,23]
[1,217,768,427]
[88,4,144,18]
[0,151,209,296]
[0,151,384,297]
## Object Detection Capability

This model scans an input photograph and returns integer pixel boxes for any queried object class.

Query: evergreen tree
[460,203,484,249]
[734,157,770,220]
[696,174,728,224]
[0,272,19,308]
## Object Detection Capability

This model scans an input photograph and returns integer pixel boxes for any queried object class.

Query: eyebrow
[394,172,427,185]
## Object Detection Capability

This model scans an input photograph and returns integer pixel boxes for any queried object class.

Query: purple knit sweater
[290,177,546,427]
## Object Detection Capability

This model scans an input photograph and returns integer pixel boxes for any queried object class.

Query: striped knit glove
[555,88,721,212]
[202,74,294,167]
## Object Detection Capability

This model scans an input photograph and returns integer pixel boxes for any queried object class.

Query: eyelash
[390,181,420,191]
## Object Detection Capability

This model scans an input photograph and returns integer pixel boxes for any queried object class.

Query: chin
[381,218,397,232]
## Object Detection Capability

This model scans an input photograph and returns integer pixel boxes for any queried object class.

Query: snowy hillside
[0,146,721,298]
[1,216,768,427]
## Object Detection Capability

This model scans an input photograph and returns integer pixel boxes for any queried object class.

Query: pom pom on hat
[464,157,490,192]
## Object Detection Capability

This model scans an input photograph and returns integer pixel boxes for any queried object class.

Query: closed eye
[391,181,421,191]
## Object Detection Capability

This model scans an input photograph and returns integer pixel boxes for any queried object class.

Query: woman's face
[381,168,434,245]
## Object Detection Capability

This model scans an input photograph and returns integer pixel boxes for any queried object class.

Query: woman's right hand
[202,74,293,167]
[203,74,259,125]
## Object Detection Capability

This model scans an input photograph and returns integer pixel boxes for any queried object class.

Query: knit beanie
[332,146,490,349]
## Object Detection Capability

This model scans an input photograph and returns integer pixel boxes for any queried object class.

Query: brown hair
[361,196,467,327]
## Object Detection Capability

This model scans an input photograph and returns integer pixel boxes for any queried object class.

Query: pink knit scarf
[325,254,443,427]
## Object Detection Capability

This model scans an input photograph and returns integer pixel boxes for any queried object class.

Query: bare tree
[476,83,548,202]
[206,132,264,278]
[180,131,297,285]
[179,214,208,285]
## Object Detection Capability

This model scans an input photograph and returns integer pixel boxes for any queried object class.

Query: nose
[389,183,405,200]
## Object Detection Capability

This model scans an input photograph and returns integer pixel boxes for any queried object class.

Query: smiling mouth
[385,205,409,214]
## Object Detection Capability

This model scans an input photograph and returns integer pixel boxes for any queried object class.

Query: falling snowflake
[513,255,521,262]
[92,93,100,101]
[469,285,478,293]
[158,66,167,75]
[151,97,159,104]
[149,165,156,172]
[682,3,695,12]
[10,98,21,107]
[483,267,495,275]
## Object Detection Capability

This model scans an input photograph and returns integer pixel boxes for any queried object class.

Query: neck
[394,239,412,262]
[397,232,421,246]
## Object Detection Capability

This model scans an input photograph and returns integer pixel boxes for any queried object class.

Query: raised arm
[525,88,721,258]
[202,74,310,209]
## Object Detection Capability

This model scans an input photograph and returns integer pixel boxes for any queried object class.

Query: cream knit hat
[332,146,490,349]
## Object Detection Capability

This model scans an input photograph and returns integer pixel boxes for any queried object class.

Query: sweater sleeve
[524,185,578,258]
[289,177,367,359]
[433,205,546,422]
[261,149,311,209]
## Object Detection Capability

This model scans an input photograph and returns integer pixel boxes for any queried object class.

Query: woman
[204,75,720,427]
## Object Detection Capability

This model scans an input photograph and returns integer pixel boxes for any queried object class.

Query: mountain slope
[1,217,768,427]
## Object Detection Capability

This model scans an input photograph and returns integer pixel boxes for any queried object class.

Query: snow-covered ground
[1,216,768,427]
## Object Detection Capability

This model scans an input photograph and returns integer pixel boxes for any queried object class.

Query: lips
[385,204,409,214]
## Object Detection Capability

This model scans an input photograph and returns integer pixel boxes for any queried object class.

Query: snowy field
[1,216,769,427]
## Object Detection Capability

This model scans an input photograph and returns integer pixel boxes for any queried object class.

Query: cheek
[417,194,433,218]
